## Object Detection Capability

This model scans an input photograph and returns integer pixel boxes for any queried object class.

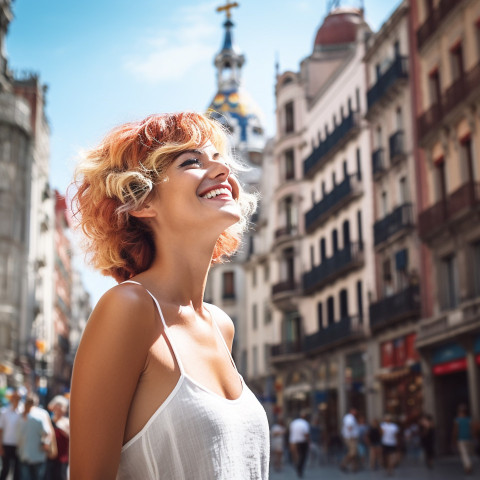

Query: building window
[332,229,339,253]
[339,289,349,320]
[285,101,294,133]
[428,68,441,106]
[381,191,388,217]
[473,241,480,295]
[252,268,257,287]
[383,258,394,296]
[356,148,362,180]
[253,346,258,377]
[252,304,258,330]
[357,210,363,248]
[222,271,235,300]
[434,158,447,202]
[317,301,323,330]
[310,245,315,268]
[285,149,295,180]
[450,42,464,82]
[395,107,403,130]
[327,296,335,326]
[264,263,269,282]
[264,303,272,325]
[320,238,326,262]
[357,280,363,320]
[460,136,475,184]
[440,254,460,310]
[399,176,408,204]
[343,220,351,247]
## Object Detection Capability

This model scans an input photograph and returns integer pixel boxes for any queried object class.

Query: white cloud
[124,1,220,83]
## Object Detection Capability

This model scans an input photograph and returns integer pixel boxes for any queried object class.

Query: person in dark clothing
[420,414,435,469]
[367,418,382,470]
[289,412,310,478]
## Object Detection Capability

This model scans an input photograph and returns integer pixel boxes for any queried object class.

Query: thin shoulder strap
[121,280,185,375]
[207,306,238,373]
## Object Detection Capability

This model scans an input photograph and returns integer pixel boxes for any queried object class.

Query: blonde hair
[71,112,256,282]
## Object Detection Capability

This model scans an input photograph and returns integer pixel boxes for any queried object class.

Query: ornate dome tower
[207,2,265,166]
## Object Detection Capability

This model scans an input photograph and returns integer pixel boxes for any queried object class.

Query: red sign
[433,359,467,375]
[405,333,419,362]
[476,354,480,365]
[381,341,394,368]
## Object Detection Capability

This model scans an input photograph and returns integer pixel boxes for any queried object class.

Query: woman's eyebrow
[174,149,204,160]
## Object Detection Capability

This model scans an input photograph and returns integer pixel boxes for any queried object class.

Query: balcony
[418,181,480,241]
[389,130,406,165]
[417,0,462,51]
[274,225,298,245]
[303,112,361,178]
[418,60,480,143]
[303,242,364,295]
[374,203,414,247]
[367,56,409,112]
[305,175,362,233]
[304,316,365,353]
[270,340,305,362]
[369,286,421,331]
[271,279,300,309]
[416,295,480,348]
[372,148,386,178]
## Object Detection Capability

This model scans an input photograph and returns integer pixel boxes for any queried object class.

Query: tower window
[285,101,294,133]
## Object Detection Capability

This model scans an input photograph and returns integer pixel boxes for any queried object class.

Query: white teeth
[201,187,231,199]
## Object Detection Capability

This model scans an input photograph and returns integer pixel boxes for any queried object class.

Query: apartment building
[269,8,376,432]
[410,0,480,453]
[364,1,424,424]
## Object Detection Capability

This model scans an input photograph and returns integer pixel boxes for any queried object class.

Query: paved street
[269,457,479,479]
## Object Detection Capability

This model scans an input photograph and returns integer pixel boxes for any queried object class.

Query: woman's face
[150,140,241,236]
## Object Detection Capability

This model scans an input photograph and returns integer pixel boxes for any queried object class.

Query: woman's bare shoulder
[79,282,159,353]
[204,303,235,347]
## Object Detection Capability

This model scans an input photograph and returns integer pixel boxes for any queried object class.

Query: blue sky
[7,0,401,303]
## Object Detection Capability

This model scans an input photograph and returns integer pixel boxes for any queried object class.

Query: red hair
[71,112,256,282]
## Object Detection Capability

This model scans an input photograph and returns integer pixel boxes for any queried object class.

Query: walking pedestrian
[16,393,56,480]
[0,388,22,480]
[380,414,399,476]
[289,411,310,478]
[419,413,435,469]
[357,415,368,469]
[452,404,474,474]
[69,112,269,479]
[271,418,286,472]
[46,396,70,480]
[367,418,382,470]
[339,407,359,473]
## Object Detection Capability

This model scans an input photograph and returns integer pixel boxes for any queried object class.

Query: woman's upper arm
[69,285,155,480]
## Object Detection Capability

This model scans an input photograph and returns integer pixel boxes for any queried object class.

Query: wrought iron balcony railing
[367,56,408,111]
[303,242,364,295]
[374,203,414,246]
[303,112,361,178]
[369,285,420,331]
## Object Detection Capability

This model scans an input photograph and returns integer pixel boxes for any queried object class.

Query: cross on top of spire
[216,1,239,20]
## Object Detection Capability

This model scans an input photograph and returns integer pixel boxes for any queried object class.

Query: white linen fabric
[289,419,309,443]
[341,413,359,439]
[116,281,270,480]
[380,422,399,446]
[0,404,23,445]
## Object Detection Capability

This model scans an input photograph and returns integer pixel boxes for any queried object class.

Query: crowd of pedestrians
[0,388,69,480]
[271,404,479,478]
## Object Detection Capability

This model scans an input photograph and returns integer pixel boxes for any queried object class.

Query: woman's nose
[208,158,231,178]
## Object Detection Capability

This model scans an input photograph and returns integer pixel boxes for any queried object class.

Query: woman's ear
[130,204,156,219]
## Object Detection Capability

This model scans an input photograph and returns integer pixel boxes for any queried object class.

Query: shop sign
[432,358,467,375]
[474,336,480,354]
[405,333,419,362]
[432,343,466,365]
[394,337,406,367]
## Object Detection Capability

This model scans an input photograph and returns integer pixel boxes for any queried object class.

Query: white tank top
[116,282,270,480]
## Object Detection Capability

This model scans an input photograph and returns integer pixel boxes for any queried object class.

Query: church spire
[214,2,245,91]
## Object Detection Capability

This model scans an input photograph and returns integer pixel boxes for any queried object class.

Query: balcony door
[284,311,302,349]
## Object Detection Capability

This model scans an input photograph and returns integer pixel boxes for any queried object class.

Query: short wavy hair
[71,112,257,283]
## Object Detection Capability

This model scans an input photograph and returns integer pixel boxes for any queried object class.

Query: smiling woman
[68,112,269,480]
